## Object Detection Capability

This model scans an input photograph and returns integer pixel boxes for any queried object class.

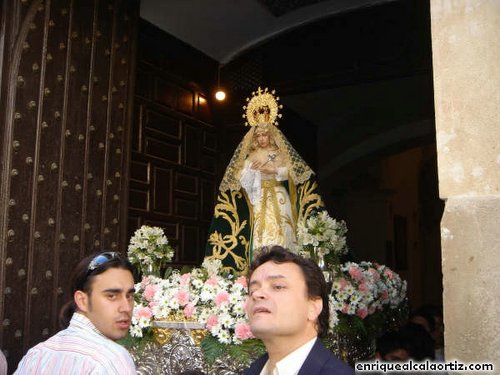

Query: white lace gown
[240,150,297,257]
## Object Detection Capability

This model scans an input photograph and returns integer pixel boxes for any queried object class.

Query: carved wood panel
[0,0,139,368]
[128,21,219,268]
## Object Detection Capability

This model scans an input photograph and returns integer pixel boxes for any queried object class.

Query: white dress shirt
[259,337,317,375]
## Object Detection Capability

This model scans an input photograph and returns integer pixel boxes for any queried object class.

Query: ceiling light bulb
[215,90,226,101]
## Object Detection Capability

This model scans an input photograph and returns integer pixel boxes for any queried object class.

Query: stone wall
[431,0,500,370]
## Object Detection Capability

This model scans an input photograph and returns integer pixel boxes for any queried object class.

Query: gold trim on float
[152,314,209,346]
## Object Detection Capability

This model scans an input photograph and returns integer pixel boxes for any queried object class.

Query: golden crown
[242,87,283,127]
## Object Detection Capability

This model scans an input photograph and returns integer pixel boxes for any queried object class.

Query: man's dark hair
[248,245,330,337]
[414,305,442,331]
[376,331,411,358]
[399,323,436,360]
[59,252,134,329]
[410,308,436,333]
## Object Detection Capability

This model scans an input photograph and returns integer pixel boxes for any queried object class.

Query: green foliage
[335,314,369,338]
[201,335,265,365]
[383,299,409,333]
[180,264,194,274]
[119,329,154,355]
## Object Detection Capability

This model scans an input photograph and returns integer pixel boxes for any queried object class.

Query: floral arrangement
[127,225,174,277]
[375,263,408,309]
[328,261,408,338]
[129,258,264,363]
[125,223,408,367]
[297,210,348,264]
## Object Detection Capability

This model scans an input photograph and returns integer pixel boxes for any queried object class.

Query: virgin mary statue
[205,87,325,274]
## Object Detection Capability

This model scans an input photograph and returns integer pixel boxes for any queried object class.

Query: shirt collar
[72,312,106,337]
[261,337,317,375]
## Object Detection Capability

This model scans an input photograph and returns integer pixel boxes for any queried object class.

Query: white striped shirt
[14,313,136,374]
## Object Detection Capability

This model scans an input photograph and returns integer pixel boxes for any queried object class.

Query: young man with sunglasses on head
[14,252,137,374]
[244,246,354,375]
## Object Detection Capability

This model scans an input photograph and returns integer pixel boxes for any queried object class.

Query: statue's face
[256,131,270,148]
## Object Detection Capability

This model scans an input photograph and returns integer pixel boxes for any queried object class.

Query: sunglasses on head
[86,252,121,276]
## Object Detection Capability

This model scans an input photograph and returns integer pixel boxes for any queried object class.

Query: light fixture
[215,65,226,101]
[215,90,226,101]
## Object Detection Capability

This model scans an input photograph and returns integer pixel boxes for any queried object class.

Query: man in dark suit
[244,246,354,375]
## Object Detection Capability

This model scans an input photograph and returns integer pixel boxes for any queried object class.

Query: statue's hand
[259,164,277,175]
[250,160,262,170]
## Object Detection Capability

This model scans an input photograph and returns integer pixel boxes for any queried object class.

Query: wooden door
[0,0,139,368]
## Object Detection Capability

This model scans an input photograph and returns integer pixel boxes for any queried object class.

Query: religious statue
[205,87,325,274]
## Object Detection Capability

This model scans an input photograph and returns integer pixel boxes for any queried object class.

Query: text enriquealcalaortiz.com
[355,359,495,373]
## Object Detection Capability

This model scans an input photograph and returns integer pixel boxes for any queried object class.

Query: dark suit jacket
[243,338,355,375]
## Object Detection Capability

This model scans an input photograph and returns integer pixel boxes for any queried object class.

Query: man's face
[77,267,135,341]
[245,261,321,342]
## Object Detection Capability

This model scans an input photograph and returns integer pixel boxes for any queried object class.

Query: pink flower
[143,284,158,302]
[235,276,248,288]
[384,269,395,280]
[341,304,350,314]
[206,275,219,286]
[358,282,369,293]
[141,276,151,288]
[135,306,153,319]
[234,322,254,340]
[148,301,158,309]
[175,290,190,306]
[356,308,368,319]
[338,278,349,290]
[180,273,191,286]
[381,289,389,300]
[369,268,380,281]
[206,315,219,329]
[183,303,196,318]
[215,291,230,307]
[348,266,363,281]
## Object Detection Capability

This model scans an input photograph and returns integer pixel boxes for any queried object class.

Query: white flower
[202,258,222,276]
[129,259,253,346]
[216,330,232,344]
[127,225,174,274]
[296,211,348,259]
[328,302,339,330]
[130,324,144,338]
